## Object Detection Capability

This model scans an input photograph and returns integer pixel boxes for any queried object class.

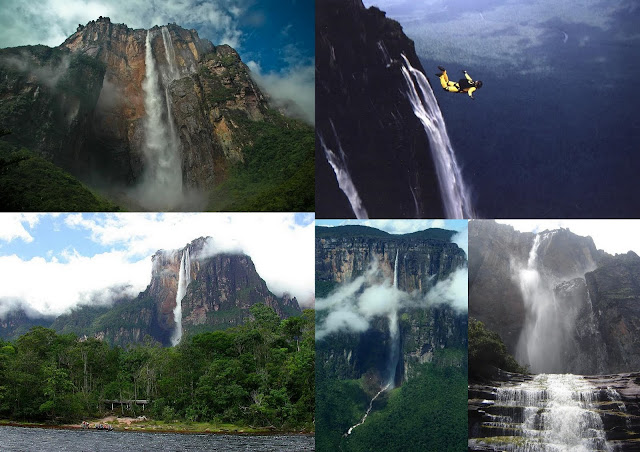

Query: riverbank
[0,418,314,436]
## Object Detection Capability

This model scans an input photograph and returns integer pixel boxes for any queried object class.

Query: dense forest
[315,349,467,452]
[0,305,314,430]
[468,317,528,380]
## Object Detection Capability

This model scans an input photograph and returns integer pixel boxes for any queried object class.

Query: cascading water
[140,29,183,209]
[516,231,568,373]
[399,54,473,219]
[171,248,191,346]
[318,124,369,219]
[345,383,390,436]
[490,374,613,452]
[386,250,400,388]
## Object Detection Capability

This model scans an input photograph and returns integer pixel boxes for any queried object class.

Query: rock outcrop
[468,372,640,451]
[316,225,467,384]
[0,17,280,208]
[315,0,444,218]
[4,237,301,346]
[469,220,640,374]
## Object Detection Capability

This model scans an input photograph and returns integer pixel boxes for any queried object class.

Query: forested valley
[0,305,314,431]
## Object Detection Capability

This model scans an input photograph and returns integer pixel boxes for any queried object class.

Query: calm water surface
[0,426,315,451]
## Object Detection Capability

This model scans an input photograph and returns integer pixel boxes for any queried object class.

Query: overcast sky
[496,220,640,256]
[0,213,315,318]
[0,0,314,123]
[364,0,638,78]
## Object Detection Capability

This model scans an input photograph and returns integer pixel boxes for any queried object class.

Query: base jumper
[436,66,483,100]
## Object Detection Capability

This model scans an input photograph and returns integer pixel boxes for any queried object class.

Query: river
[0,426,315,451]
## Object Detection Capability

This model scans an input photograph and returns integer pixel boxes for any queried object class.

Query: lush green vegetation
[0,305,314,431]
[469,317,528,380]
[207,110,314,212]
[0,140,120,211]
[316,349,467,451]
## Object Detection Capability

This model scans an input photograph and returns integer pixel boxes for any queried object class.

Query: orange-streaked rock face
[58,17,270,191]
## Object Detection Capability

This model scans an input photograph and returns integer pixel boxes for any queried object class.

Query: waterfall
[345,383,390,436]
[140,30,183,210]
[516,231,566,372]
[161,26,179,81]
[399,54,473,219]
[490,374,612,452]
[386,250,400,388]
[318,125,369,219]
[171,248,191,346]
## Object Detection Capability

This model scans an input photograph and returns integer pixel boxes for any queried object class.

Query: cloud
[0,214,45,244]
[63,213,315,305]
[247,58,314,124]
[0,0,247,49]
[0,213,314,317]
[0,251,150,318]
[316,258,467,340]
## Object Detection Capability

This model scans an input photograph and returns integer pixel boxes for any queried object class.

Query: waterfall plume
[171,247,191,346]
[386,250,400,388]
[138,29,183,210]
[516,231,569,372]
[399,54,473,219]
[318,124,369,219]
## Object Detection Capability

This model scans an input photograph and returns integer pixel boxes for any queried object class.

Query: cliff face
[469,220,640,374]
[315,0,444,218]
[0,17,274,205]
[15,237,300,347]
[316,226,464,292]
[133,237,301,344]
[316,226,467,384]
[586,252,640,372]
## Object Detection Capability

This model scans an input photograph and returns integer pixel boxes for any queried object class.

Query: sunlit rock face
[0,16,272,208]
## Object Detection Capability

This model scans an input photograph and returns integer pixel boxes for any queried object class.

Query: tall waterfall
[516,231,567,372]
[171,248,191,346]
[318,124,369,219]
[140,29,183,210]
[400,54,473,219]
[491,374,613,452]
[386,250,400,388]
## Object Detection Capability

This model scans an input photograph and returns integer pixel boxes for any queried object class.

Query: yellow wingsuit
[436,67,482,99]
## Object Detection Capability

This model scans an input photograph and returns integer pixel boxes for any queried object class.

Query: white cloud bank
[316,259,467,340]
[0,213,315,318]
[247,58,315,124]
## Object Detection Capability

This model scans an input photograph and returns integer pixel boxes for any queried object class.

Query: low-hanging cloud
[316,259,467,340]
[0,252,150,318]
[247,59,314,124]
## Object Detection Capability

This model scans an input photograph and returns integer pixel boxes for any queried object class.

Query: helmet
[475,80,483,89]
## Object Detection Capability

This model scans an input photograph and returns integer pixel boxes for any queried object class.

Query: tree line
[0,304,314,430]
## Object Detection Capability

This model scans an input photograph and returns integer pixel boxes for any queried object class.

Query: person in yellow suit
[436,66,483,100]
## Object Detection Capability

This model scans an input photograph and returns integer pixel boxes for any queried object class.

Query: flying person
[435,66,483,100]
